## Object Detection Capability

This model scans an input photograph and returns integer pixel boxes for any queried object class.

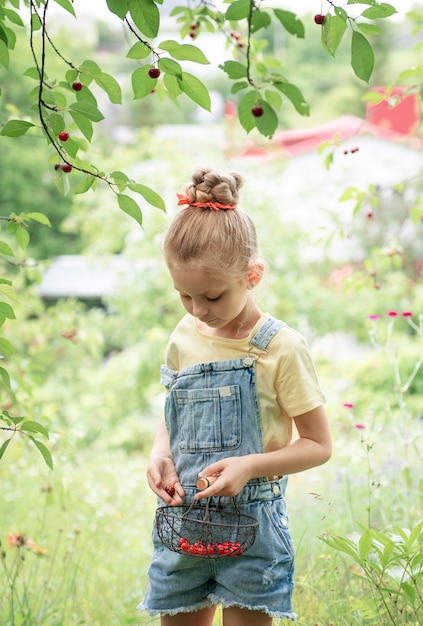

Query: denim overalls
[138,316,297,620]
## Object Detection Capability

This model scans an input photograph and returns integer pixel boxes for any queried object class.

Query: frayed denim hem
[136,598,214,617]
[137,596,297,621]
[207,594,297,621]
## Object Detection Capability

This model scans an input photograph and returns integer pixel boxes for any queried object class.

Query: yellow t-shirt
[166,313,326,452]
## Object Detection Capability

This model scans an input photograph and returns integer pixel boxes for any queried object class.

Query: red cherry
[189,31,196,38]
[251,106,264,117]
[314,14,326,25]
[58,131,69,142]
[190,24,198,30]
[164,485,175,497]
[72,81,83,91]
[148,67,161,79]
[62,164,72,173]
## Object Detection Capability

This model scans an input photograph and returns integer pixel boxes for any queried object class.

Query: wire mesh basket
[156,498,259,558]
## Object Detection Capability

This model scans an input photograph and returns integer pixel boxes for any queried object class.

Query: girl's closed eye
[207,295,222,302]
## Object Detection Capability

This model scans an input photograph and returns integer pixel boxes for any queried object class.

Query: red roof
[238,87,421,158]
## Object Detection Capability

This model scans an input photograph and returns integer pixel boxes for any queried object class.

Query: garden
[1,1,422,624]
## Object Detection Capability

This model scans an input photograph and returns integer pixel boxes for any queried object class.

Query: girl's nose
[192,300,208,318]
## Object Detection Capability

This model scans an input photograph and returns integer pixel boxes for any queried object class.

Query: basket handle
[196,476,218,491]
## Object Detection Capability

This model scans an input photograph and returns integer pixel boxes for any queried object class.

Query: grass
[1,310,422,625]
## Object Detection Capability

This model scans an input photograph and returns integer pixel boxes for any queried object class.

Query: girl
[138,168,332,625]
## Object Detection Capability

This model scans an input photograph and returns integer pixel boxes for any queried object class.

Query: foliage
[0,2,423,621]
[318,309,423,625]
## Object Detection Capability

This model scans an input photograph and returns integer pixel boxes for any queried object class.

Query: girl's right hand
[146,455,184,505]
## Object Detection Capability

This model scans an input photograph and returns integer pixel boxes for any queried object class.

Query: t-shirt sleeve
[275,331,326,418]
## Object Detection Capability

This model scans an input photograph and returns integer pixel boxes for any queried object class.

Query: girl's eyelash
[207,296,221,302]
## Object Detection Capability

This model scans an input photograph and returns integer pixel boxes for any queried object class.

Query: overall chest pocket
[172,385,242,452]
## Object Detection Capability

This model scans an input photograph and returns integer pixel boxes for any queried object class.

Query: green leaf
[400,582,416,604]
[159,41,210,64]
[356,23,382,36]
[163,74,182,100]
[3,8,25,27]
[128,183,166,210]
[29,436,53,470]
[362,3,397,19]
[106,0,128,20]
[274,82,310,116]
[321,14,347,56]
[251,10,271,33]
[272,9,305,38]
[126,41,151,60]
[219,60,247,80]
[15,226,30,250]
[177,72,211,111]
[158,57,183,78]
[254,101,279,138]
[238,92,258,134]
[132,66,157,99]
[73,173,96,195]
[129,0,159,38]
[358,529,373,560]
[111,170,130,193]
[21,421,49,439]
[0,366,11,388]
[225,0,251,21]
[320,534,360,561]
[1,119,35,137]
[69,111,93,141]
[0,337,14,358]
[265,89,282,111]
[351,31,374,82]
[0,241,14,257]
[117,194,143,227]
[0,438,11,461]
[26,212,51,226]
[69,101,104,122]
[0,302,15,319]
[231,80,248,94]
[53,0,76,16]
[0,39,9,69]
[8,415,24,426]
[94,72,122,104]
[80,59,101,75]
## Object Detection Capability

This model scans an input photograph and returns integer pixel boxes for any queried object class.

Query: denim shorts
[138,478,297,620]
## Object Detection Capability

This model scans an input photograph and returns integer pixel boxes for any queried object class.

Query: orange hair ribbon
[177,193,236,211]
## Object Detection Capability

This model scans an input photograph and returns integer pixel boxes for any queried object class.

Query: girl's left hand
[194,456,252,500]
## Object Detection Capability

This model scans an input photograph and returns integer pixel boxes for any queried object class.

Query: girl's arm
[147,417,185,504]
[195,405,332,499]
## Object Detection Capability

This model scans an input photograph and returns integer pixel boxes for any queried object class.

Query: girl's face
[169,263,260,337]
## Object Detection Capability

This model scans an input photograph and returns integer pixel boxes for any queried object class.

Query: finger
[175,481,185,498]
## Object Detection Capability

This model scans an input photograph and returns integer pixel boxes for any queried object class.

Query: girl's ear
[247,262,264,289]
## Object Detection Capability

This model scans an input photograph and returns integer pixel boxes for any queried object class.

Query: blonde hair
[164,168,258,275]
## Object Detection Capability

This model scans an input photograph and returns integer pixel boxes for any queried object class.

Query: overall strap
[250,316,286,351]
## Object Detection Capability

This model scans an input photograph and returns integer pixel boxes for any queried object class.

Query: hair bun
[187,168,244,206]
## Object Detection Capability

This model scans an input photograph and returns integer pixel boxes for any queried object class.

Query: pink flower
[387,311,398,317]
[402,311,413,318]
[343,402,354,409]
[368,314,380,320]
[355,424,366,430]
[7,533,27,547]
